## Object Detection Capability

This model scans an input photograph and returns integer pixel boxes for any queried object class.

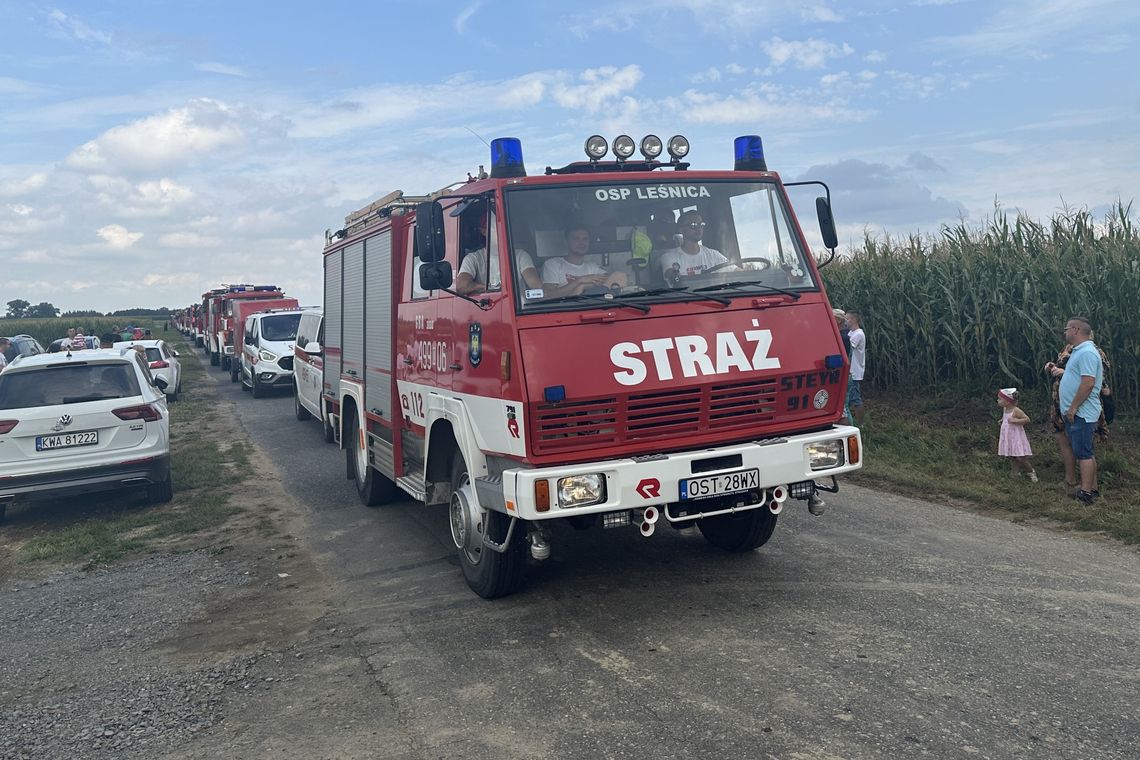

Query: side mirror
[172,350,180,357]
[303,341,322,356]
[419,261,453,291]
[415,201,446,262]
[154,376,169,390]
[816,196,838,250]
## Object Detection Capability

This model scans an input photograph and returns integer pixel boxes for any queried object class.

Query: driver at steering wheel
[659,210,735,280]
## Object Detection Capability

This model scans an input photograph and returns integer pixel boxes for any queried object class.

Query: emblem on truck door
[468,322,482,367]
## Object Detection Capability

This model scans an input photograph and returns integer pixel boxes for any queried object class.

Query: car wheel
[251,373,265,398]
[294,388,311,421]
[697,509,777,552]
[167,389,179,403]
[449,451,526,599]
[345,411,396,506]
[147,464,174,504]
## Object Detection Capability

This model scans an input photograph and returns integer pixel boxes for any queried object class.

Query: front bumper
[0,455,171,503]
[499,426,861,521]
[254,364,294,387]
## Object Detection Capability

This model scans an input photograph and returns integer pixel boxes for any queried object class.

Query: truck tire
[321,400,336,444]
[222,356,230,371]
[345,412,396,506]
[449,452,526,599]
[294,387,311,421]
[210,351,219,366]
[230,362,239,383]
[697,509,777,552]
[0,503,6,523]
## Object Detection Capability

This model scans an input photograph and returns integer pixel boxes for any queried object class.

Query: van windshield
[502,179,815,311]
[260,314,300,342]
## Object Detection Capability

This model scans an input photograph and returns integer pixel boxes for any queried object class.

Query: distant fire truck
[320,134,862,598]
[201,284,287,370]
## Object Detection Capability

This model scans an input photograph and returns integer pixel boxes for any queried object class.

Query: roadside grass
[852,389,1140,544]
[14,326,251,566]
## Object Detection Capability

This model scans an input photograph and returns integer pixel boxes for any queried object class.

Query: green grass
[14,325,252,566]
[852,389,1140,544]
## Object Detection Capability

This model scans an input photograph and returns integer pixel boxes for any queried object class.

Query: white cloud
[48,9,113,46]
[552,65,643,112]
[195,62,249,77]
[66,99,258,173]
[801,5,843,22]
[0,77,45,95]
[762,37,853,69]
[0,172,49,197]
[455,1,483,33]
[96,224,143,248]
[158,231,220,248]
[673,89,872,126]
[863,50,886,63]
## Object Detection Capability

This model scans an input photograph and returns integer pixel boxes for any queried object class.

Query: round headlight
[667,134,690,160]
[612,134,636,159]
[584,134,609,160]
[639,134,663,159]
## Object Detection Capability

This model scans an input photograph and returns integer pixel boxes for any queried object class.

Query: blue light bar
[490,137,526,179]
[734,135,767,172]
[543,385,566,403]
[825,354,844,370]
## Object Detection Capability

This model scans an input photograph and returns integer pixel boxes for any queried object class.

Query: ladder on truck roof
[333,182,460,241]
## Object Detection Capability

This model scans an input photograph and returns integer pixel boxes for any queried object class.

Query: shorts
[1065,417,1096,460]
[846,378,863,407]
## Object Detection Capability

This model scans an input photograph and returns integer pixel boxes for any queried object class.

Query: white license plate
[680,468,759,500]
[36,430,99,451]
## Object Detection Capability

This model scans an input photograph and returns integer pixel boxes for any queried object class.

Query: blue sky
[1,0,1137,311]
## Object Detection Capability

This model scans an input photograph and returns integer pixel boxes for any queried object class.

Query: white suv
[0,349,172,521]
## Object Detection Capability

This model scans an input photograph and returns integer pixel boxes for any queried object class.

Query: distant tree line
[5,299,172,319]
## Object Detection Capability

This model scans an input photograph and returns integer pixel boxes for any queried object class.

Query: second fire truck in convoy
[320,134,862,598]
[200,284,288,370]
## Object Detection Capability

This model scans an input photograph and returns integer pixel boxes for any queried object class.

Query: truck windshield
[503,179,815,311]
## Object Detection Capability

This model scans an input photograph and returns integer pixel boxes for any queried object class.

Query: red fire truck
[322,134,862,598]
[202,284,287,370]
[197,287,226,349]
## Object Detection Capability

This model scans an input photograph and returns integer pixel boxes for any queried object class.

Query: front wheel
[345,411,396,506]
[251,373,265,398]
[449,452,526,599]
[230,362,239,383]
[697,509,777,552]
[321,400,336,444]
[210,351,219,366]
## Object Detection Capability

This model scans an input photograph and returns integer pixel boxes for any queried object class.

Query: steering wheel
[703,257,772,274]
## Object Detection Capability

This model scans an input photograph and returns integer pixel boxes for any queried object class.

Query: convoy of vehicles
[229,297,300,383]
[239,308,302,398]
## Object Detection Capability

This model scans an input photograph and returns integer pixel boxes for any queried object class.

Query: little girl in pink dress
[997,387,1037,481]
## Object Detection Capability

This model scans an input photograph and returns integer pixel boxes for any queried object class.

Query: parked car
[48,336,101,352]
[239,309,302,398]
[2,335,46,363]
[113,340,182,402]
[0,348,172,521]
[291,308,335,442]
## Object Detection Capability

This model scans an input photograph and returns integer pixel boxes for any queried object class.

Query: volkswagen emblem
[57,414,73,428]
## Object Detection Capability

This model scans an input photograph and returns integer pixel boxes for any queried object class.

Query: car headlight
[805,440,845,470]
[557,473,606,508]
[259,349,278,363]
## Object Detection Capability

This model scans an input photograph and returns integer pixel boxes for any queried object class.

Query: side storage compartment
[365,230,395,479]
[324,248,343,404]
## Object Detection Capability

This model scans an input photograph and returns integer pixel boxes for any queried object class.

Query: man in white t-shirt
[454,209,543,296]
[540,225,627,296]
[659,210,735,282]
[0,338,9,371]
[845,311,866,426]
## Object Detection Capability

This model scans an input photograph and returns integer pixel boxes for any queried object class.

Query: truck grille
[278,356,294,371]
[531,377,779,455]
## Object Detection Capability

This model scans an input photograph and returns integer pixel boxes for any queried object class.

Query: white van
[240,309,302,398]
[291,308,336,443]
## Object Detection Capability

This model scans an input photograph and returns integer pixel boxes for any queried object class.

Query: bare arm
[1009,407,1031,426]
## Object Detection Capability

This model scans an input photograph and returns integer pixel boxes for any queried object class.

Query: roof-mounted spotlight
[667,135,690,161]
[639,134,663,159]
[584,134,609,161]
[733,135,767,171]
[612,134,636,161]
[490,137,526,178]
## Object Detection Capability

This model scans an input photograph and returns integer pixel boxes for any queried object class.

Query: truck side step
[397,474,427,502]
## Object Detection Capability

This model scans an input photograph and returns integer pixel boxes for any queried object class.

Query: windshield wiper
[692,280,802,300]
[614,287,731,306]
[536,293,650,314]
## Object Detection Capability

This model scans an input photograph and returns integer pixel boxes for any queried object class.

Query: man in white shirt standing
[845,311,866,426]
[0,338,9,372]
[659,210,733,282]
[541,224,627,296]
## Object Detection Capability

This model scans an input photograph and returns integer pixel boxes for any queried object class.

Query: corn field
[822,204,1140,406]
[0,317,165,351]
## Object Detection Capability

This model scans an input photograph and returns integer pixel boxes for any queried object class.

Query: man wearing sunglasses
[659,209,735,281]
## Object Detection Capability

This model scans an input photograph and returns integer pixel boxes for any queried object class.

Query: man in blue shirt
[1047,316,1103,504]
